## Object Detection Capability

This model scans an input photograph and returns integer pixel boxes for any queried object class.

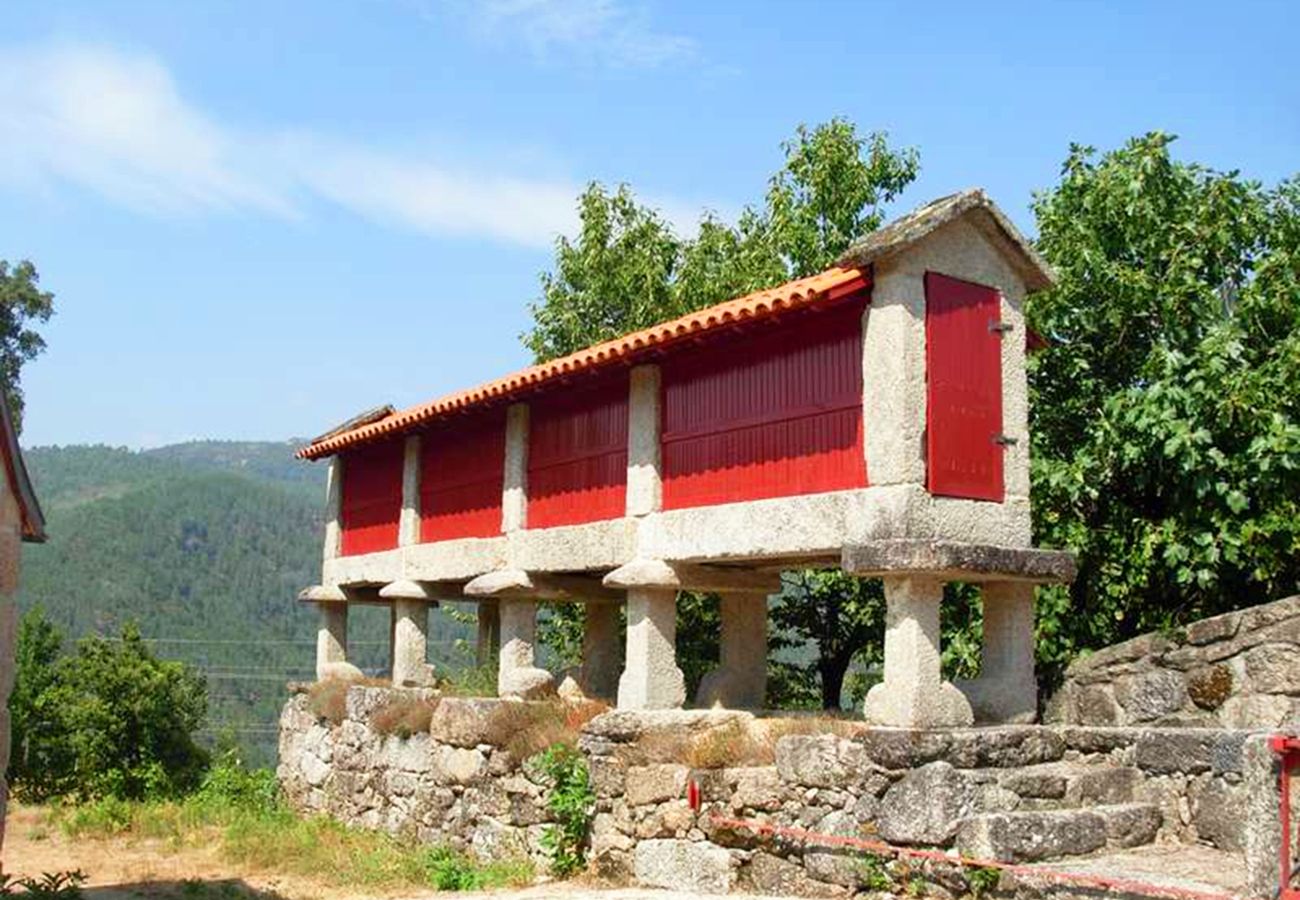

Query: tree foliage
[1028,133,1300,681]
[525,120,920,706]
[0,259,55,430]
[9,609,210,801]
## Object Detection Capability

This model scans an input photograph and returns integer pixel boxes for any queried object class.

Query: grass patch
[371,693,439,738]
[491,699,609,760]
[47,753,533,893]
[630,714,864,767]
[438,664,498,698]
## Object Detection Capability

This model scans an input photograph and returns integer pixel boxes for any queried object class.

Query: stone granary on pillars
[295,189,1076,727]
[0,391,47,857]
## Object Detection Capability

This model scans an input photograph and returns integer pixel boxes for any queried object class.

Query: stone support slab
[392,598,432,687]
[957,582,1037,723]
[502,403,529,533]
[618,588,685,710]
[476,599,500,668]
[864,576,973,728]
[843,539,1076,583]
[579,601,622,701]
[695,593,767,709]
[399,434,421,547]
[626,365,662,517]
[498,598,554,699]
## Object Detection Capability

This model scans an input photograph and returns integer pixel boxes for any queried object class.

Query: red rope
[707,813,1241,900]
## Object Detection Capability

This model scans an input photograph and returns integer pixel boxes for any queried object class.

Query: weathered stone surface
[1073,766,1140,805]
[1186,610,1242,646]
[588,754,627,799]
[999,766,1067,800]
[428,698,508,747]
[1113,670,1188,723]
[1134,730,1219,775]
[431,745,488,786]
[877,762,975,845]
[634,839,733,894]
[1220,693,1295,729]
[1100,803,1162,848]
[1192,777,1246,851]
[842,539,1076,582]
[582,708,752,744]
[956,808,1107,862]
[1245,644,1300,694]
[946,727,1066,768]
[775,734,871,789]
[731,766,783,811]
[625,763,688,806]
[857,729,952,769]
[743,850,850,898]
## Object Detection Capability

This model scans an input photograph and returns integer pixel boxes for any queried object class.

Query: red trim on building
[661,296,869,510]
[526,377,629,529]
[419,410,506,542]
[925,272,1004,501]
[339,439,404,555]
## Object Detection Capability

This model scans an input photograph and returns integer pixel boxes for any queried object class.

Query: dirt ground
[3,804,789,900]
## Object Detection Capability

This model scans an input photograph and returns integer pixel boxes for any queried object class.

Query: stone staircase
[958,761,1162,863]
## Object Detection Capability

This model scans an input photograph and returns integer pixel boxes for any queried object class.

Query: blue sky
[3,0,1296,449]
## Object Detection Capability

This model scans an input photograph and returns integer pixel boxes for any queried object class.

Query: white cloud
[0,44,289,217]
[0,41,714,248]
[445,0,695,68]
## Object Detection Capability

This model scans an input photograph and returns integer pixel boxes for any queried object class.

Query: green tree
[525,119,920,707]
[1027,133,1300,683]
[8,606,66,797]
[8,611,211,801]
[0,259,55,430]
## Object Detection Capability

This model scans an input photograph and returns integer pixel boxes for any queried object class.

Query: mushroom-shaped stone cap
[298,584,348,603]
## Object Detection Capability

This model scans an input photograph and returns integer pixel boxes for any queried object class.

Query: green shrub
[532,743,594,877]
[0,869,87,898]
[9,611,209,802]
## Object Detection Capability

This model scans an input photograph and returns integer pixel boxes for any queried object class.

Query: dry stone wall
[278,687,558,866]
[1047,595,1300,729]
[280,688,1283,896]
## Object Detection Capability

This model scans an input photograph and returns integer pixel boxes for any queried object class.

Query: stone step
[992,762,1142,810]
[956,803,1162,863]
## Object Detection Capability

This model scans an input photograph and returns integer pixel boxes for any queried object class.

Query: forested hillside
[17,441,474,764]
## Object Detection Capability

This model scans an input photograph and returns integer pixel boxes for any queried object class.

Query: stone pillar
[864,576,973,727]
[626,365,662,517]
[957,582,1037,723]
[579,601,622,700]
[323,456,343,561]
[502,403,529,533]
[316,601,349,680]
[392,598,432,687]
[618,588,685,710]
[476,599,501,668]
[498,598,554,699]
[398,434,421,547]
[695,593,767,709]
[862,261,927,486]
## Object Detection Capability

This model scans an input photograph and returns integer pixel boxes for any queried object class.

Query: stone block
[588,754,627,799]
[775,734,871,789]
[998,767,1067,800]
[431,745,488,786]
[946,727,1066,768]
[1134,730,1218,775]
[877,762,975,845]
[956,808,1107,862]
[1113,669,1188,722]
[1100,803,1162,848]
[1192,777,1246,851]
[857,729,952,769]
[1245,644,1300,694]
[730,766,783,811]
[634,839,734,894]
[1187,664,1234,710]
[625,763,689,806]
[428,697,509,747]
[742,851,850,898]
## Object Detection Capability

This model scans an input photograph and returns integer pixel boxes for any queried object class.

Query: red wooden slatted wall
[419,410,506,542]
[339,439,404,555]
[925,271,1004,501]
[661,295,868,510]
[527,376,629,529]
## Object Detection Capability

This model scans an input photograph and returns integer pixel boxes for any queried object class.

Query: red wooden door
[925,272,1004,501]
[339,439,404,555]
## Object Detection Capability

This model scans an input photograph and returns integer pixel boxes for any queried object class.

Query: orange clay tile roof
[297,265,871,460]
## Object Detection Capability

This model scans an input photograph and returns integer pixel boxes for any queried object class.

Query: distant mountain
[17,441,473,765]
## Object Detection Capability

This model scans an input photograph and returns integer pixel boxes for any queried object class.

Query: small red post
[687,779,701,812]
[1271,735,1300,900]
